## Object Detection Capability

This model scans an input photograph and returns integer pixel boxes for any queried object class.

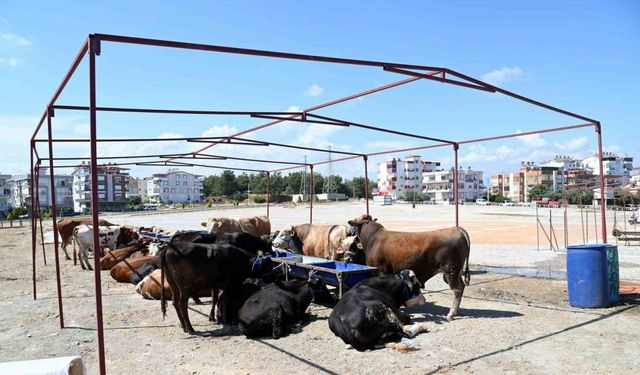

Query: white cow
[73,225,121,270]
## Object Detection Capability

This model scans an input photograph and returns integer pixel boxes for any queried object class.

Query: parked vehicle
[475,199,489,206]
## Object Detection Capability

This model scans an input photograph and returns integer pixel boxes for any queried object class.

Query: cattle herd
[56,213,471,350]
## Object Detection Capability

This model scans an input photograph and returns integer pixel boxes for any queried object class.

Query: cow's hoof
[446,314,456,322]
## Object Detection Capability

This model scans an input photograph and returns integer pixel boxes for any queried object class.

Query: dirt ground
[1,225,639,374]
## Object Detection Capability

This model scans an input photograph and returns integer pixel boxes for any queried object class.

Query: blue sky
[1,1,638,180]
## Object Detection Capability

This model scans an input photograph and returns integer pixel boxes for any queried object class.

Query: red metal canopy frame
[30,34,606,375]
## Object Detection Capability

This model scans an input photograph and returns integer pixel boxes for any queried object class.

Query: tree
[129,196,142,206]
[402,191,428,202]
[528,185,550,201]
[218,170,239,196]
[346,177,375,199]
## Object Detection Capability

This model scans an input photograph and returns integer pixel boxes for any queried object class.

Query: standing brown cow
[56,217,114,260]
[347,216,470,321]
[200,216,271,237]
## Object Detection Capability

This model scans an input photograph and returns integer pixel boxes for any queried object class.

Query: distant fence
[0,219,30,229]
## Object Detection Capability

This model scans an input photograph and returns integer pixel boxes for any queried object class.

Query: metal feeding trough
[271,251,378,297]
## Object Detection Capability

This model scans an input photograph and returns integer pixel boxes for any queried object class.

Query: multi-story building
[491,162,563,203]
[72,163,129,213]
[0,173,12,213]
[147,169,204,204]
[423,167,485,203]
[582,152,634,185]
[8,169,73,210]
[377,156,440,199]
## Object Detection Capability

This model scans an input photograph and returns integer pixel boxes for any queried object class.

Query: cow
[160,232,274,333]
[238,280,314,339]
[328,271,427,351]
[200,216,271,237]
[109,255,159,283]
[73,225,122,270]
[56,217,114,260]
[272,224,351,260]
[347,216,471,321]
[129,263,159,284]
[100,243,148,270]
[135,269,213,302]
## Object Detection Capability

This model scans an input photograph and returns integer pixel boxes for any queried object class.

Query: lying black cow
[238,280,314,339]
[328,270,426,351]
[160,232,273,334]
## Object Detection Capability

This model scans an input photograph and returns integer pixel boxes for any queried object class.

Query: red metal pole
[30,141,36,299]
[89,35,107,375]
[266,172,270,218]
[453,144,459,227]
[596,123,607,243]
[47,110,65,328]
[309,165,314,224]
[34,163,46,266]
[363,156,370,215]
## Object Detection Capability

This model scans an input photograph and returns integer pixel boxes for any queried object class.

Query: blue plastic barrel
[567,244,609,308]
[606,245,620,304]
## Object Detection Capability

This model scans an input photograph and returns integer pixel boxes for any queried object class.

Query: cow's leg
[209,288,219,322]
[446,269,465,321]
[73,241,77,266]
[179,293,195,334]
[62,241,71,260]
[84,247,93,271]
[171,289,186,332]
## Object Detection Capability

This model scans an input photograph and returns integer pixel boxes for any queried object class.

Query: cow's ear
[373,218,378,222]
[200,222,207,227]
[347,220,356,226]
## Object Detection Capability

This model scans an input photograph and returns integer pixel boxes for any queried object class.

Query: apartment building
[0,173,12,213]
[147,169,204,204]
[377,156,440,199]
[8,169,74,210]
[423,167,485,203]
[491,162,563,203]
[72,163,129,213]
[582,152,634,185]
[126,177,149,201]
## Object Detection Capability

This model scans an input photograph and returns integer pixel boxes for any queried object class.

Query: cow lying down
[238,280,314,339]
[328,271,428,351]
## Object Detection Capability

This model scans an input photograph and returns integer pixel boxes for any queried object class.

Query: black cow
[328,270,426,351]
[129,263,158,285]
[238,280,314,339]
[160,232,273,334]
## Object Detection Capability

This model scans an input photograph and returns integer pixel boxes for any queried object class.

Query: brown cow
[347,217,470,321]
[100,244,148,270]
[56,217,114,260]
[109,255,159,283]
[272,224,350,259]
[135,269,211,301]
[200,216,270,237]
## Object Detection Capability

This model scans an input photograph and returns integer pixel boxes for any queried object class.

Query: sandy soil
[1,225,639,374]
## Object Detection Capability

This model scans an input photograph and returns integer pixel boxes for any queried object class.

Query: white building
[582,152,634,184]
[126,177,149,201]
[540,155,591,172]
[72,163,129,213]
[0,173,12,213]
[147,169,204,204]
[423,167,485,203]
[9,169,73,210]
[377,156,440,199]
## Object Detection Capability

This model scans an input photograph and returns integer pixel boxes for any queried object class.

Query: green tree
[218,170,239,196]
[129,196,142,206]
[346,177,375,199]
[402,191,429,202]
[528,185,550,201]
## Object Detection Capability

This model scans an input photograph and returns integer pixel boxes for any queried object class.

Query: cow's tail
[459,227,471,286]
[160,247,167,319]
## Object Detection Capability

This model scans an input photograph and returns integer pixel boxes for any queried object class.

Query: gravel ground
[2,222,640,374]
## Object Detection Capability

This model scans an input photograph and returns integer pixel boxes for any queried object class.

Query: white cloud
[0,57,21,67]
[481,66,523,85]
[459,144,516,163]
[516,130,547,148]
[201,124,238,138]
[304,83,324,97]
[0,32,31,47]
[554,136,588,152]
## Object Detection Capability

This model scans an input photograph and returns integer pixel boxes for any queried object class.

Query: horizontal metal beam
[384,66,496,93]
[52,105,303,117]
[95,33,444,72]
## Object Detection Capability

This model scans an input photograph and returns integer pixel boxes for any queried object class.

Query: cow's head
[201,218,224,234]
[398,270,426,307]
[272,225,297,251]
[347,214,378,234]
[339,236,366,265]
